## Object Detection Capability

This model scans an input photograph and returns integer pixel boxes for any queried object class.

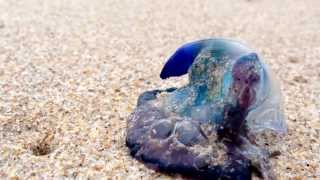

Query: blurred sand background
[0,0,319,179]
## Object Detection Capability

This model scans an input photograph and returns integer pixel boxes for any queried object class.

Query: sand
[0,0,319,179]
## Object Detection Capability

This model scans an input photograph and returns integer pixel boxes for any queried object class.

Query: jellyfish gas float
[126,39,287,179]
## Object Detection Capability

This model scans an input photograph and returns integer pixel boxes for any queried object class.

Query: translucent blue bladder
[126,39,286,179]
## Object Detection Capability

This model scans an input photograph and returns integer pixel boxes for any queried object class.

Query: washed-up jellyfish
[126,39,287,179]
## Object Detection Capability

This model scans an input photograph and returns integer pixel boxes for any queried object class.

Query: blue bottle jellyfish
[126,39,286,179]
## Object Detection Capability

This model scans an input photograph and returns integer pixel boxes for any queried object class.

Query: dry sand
[0,0,319,179]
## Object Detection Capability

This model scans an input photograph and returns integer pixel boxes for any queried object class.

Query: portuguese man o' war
[126,39,287,179]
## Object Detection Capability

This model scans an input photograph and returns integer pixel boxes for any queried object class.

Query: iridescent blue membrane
[126,39,286,179]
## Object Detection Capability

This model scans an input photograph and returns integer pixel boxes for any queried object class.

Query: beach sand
[0,0,319,179]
